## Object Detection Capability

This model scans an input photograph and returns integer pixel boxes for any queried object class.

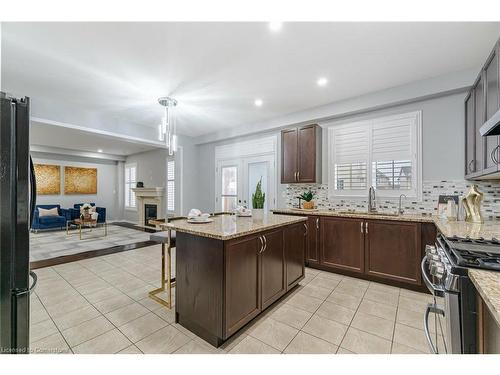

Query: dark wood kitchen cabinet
[223,225,305,337]
[465,37,500,180]
[284,222,307,289]
[320,216,364,274]
[224,234,262,337]
[175,220,305,347]
[305,216,320,265]
[281,124,322,183]
[364,220,421,285]
[261,228,286,309]
[274,211,436,292]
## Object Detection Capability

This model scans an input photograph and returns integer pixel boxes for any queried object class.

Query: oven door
[421,257,463,354]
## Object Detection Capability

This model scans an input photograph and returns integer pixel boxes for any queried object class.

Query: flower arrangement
[81,203,93,219]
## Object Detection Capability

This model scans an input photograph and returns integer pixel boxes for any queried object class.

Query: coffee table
[66,218,107,240]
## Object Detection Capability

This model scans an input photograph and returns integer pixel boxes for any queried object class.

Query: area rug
[30,224,152,261]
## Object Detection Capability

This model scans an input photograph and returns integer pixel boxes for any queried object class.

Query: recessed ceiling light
[254,99,263,107]
[97,149,103,153]
[268,22,283,32]
[317,77,328,87]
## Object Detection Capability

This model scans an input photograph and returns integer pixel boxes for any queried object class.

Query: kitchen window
[328,111,422,199]
[167,159,175,212]
[124,163,137,209]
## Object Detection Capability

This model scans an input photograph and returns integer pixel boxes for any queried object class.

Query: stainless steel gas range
[422,234,500,354]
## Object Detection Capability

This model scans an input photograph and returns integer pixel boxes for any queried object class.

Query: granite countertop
[271,208,436,223]
[163,213,307,240]
[469,269,500,327]
[271,208,500,241]
[433,219,500,241]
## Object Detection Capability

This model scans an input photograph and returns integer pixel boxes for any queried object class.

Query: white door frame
[214,136,277,211]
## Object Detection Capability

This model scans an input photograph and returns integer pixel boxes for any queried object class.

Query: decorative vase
[462,185,484,223]
[253,209,264,221]
[303,201,315,210]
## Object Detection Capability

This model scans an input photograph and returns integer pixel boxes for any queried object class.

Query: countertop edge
[468,270,500,328]
[271,208,436,223]
[165,215,307,241]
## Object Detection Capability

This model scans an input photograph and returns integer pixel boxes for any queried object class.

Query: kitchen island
[165,213,307,347]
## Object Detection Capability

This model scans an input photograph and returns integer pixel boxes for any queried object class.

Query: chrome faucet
[399,194,407,215]
[368,186,376,212]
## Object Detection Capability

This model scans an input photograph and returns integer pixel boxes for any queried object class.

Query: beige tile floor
[29,244,445,354]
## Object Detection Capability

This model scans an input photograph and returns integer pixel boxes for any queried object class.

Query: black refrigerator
[0,92,37,354]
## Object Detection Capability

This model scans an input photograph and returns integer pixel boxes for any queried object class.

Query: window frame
[328,111,422,200]
[166,159,175,214]
[124,162,137,210]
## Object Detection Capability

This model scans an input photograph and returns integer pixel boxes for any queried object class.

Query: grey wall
[123,135,199,222]
[31,152,120,219]
[196,91,467,211]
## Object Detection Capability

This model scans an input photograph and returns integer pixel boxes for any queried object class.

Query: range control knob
[430,261,444,276]
[427,253,440,262]
[425,245,437,255]
[435,265,446,279]
[430,262,446,279]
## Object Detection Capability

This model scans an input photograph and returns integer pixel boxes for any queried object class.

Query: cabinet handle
[297,171,300,181]
[360,222,364,234]
[468,159,474,173]
[365,222,368,234]
[316,218,319,230]
[495,145,500,165]
[491,147,498,165]
[262,235,267,253]
[303,223,308,236]
[258,236,264,253]
[295,171,298,181]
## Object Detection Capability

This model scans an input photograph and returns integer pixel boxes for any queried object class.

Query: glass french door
[218,160,242,212]
[216,155,275,212]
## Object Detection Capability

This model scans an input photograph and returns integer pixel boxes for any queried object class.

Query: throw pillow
[38,207,59,217]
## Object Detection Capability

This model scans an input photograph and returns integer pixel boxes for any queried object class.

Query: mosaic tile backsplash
[283,180,500,220]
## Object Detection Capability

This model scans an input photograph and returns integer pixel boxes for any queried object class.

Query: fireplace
[131,187,165,227]
[144,204,158,227]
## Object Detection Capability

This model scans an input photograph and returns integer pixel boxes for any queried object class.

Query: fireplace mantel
[132,187,165,226]
[132,187,165,197]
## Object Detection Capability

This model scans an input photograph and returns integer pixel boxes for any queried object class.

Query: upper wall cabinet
[281,124,322,183]
[465,37,500,180]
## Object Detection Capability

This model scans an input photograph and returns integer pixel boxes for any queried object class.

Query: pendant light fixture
[158,96,178,155]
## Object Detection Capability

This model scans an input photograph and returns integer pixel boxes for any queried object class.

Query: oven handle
[424,303,445,354]
[420,257,445,297]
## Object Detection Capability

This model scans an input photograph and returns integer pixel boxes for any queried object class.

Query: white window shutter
[333,123,370,164]
[328,111,421,199]
[167,160,175,212]
[330,122,370,195]
[371,117,413,162]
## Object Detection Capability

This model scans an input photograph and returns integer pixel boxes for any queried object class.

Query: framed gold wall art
[64,166,97,194]
[33,164,61,195]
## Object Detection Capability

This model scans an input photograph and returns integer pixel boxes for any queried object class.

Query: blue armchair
[31,204,70,231]
[69,203,106,223]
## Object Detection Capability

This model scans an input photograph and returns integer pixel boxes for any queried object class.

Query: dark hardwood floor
[30,222,160,269]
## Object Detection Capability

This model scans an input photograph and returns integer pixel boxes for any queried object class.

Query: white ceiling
[3,22,500,138]
[30,122,159,156]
